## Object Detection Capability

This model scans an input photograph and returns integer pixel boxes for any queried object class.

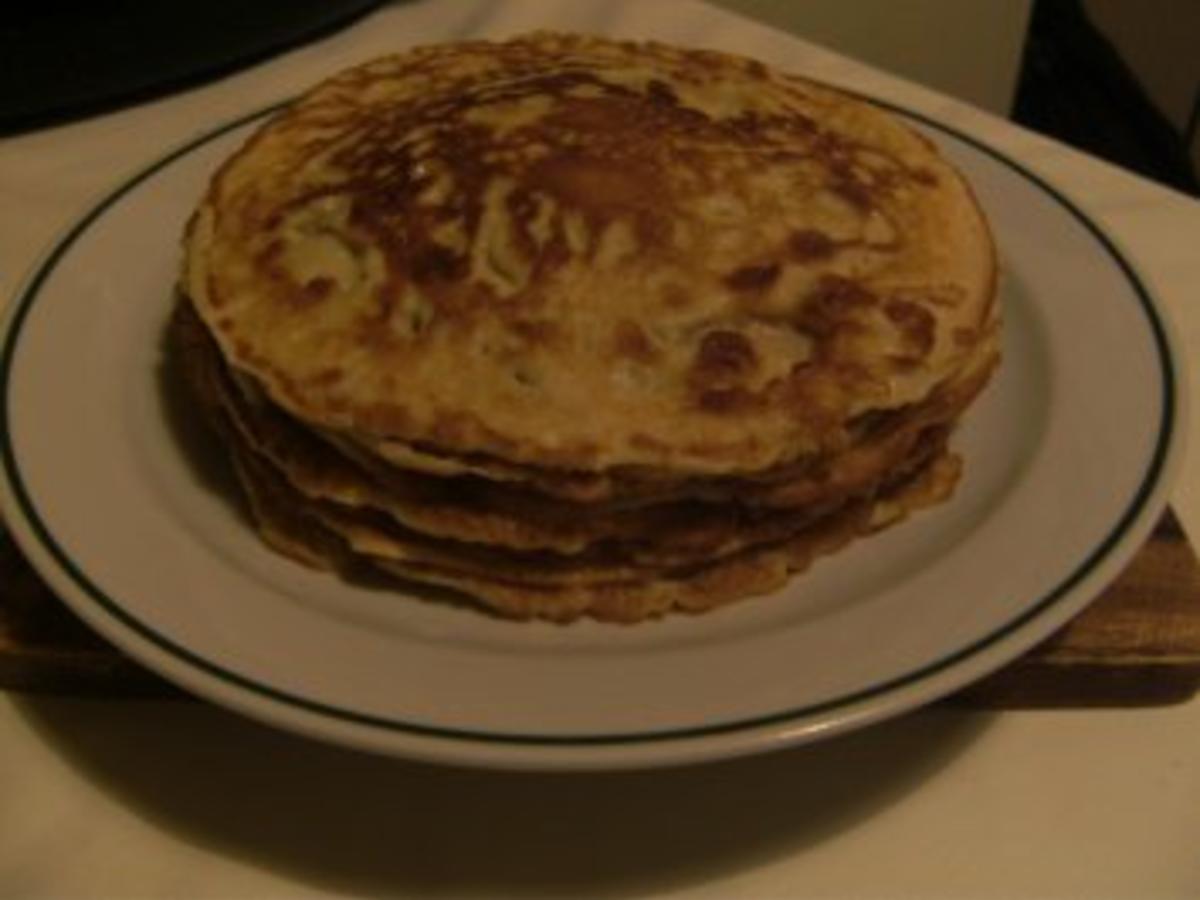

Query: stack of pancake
[172,33,999,622]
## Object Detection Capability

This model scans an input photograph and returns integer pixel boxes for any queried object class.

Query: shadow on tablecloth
[14,696,993,896]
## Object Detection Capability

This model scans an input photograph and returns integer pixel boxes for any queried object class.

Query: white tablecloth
[2,1,1198,895]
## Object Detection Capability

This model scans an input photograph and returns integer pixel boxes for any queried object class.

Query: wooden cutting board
[2,513,1199,707]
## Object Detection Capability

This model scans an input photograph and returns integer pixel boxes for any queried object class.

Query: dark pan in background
[0,0,382,136]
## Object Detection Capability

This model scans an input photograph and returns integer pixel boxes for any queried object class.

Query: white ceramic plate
[0,103,1184,770]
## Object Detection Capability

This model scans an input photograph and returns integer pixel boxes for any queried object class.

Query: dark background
[2,0,1196,195]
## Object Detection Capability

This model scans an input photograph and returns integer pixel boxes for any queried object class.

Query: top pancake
[185,32,996,474]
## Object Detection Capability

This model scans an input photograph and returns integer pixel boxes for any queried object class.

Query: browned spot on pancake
[745,58,768,79]
[309,366,344,387]
[660,284,692,309]
[511,317,560,346]
[886,355,925,372]
[693,329,758,381]
[533,153,657,219]
[612,319,659,363]
[885,298,936,357]
[302,277,335,302]
[697,386,755,413]
[794,275,877,338]
[830,176,874,212]
[689,329,761,414]
[847,407,900,440]
[646,79,678,106]
[789,229,836,261]
[256,239,284,266]
[911,167,939,186]
[725,262,781,292]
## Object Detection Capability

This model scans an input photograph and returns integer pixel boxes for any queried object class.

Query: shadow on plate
[16,696,994,896]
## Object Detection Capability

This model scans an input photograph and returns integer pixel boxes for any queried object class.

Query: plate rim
[0,97,1184,763]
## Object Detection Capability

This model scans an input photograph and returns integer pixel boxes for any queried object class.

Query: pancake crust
[186,32,996,474]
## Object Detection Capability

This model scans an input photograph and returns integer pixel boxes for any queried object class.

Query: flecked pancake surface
[185,32,996,474]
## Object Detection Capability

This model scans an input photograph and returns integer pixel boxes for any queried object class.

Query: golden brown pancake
[173,33,1000,621]
[184,32,996,475]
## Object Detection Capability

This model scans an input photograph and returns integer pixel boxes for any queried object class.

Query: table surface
[2,1,1199,896]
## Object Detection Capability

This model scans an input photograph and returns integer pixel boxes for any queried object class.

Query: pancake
[184,32,996,476]
[173,32,1001,621]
